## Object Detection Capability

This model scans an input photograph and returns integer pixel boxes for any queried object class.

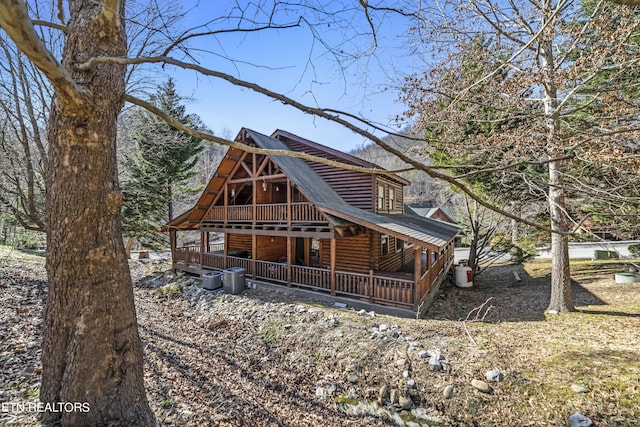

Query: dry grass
[428,258,640,426]
[1,247,639,426]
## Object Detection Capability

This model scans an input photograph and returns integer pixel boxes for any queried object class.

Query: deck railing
[173,246,200,264]
[256,260,288,282]
[335,271,370,298]
[372,275,415,309]
[203,202,323,223]
[291,265,331,291]
[173,245,443,311]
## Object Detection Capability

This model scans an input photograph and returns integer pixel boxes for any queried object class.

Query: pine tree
[121,78,204,249]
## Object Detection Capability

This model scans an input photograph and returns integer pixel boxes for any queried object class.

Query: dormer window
[377,185,385,210]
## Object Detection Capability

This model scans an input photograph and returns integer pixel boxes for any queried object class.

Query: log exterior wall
[377,233,416,272]
[278,136,380,211]
[256,235,287,261]
[320,233,372,274]
[227,234,252,252]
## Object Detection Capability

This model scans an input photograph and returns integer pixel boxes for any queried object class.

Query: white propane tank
[455,264,473,288]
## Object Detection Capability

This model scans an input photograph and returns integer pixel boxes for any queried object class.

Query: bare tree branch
[123,93,411,176]
[31,19,67,33]
[79,53,556,233]
[0,0,87,109]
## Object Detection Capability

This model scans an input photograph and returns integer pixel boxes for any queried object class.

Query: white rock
[569,413,593,427]
[485,369,504,382]
[571,384,588,393]
[471,379,492,394]
[443,384,454,399]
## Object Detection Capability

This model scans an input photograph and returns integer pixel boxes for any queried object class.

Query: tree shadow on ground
[427,264,609,323]
[139,320,394,426]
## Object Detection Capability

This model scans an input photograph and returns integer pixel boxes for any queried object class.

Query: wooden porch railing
[226,256,252,272]
[417,243,455,299]
[291,202,325,222]
[173,246,200,264]
[203,202,323,223]
[256,260,287,282]
[372,276,415,309]
[173,245,448,311]
[291,265,331,291]
[334,271,369,298]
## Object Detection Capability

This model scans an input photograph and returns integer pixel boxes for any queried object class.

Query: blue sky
[166,1,420,152]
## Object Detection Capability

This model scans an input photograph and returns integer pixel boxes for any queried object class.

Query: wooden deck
[172,245,455,311]
[203,202,325,223]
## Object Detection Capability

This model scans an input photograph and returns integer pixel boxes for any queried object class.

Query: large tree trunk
[540,3,574,313]
[547,160,574,312]
[40,1,156,425]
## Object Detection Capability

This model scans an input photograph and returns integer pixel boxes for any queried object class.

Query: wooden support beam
[330,238,336,295]
[252,234,257,279]
[228,173,286,184]
[255,155,271,177]
[287,236,292,287]
[287,179,292,228]
[199,231,205,275]
[368,269,374,303]
[240,159,253,176]
[223,232,228,269]
[414,245,422,310]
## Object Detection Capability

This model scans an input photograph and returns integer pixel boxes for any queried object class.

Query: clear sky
[164,1,420,152]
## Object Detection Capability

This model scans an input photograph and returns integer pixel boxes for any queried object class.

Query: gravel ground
[1,249,639,426]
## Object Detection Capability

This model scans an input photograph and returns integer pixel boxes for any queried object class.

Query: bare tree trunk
[540,3,574,313]
[39,1,156,425]
[125,236,136,259]
[547,159,573,312]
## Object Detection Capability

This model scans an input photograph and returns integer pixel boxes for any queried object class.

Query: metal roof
[165,128,460,248]
[245,129,460,248]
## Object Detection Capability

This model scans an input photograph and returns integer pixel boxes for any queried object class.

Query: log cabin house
[163,128,460,317]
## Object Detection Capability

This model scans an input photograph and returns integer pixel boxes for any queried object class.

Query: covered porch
[172,240,455,312]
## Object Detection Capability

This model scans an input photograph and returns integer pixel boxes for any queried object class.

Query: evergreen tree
[121,78,205,249]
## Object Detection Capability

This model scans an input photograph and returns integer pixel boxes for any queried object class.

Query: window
[377,185,385,210]
[381,235,389,256]
[396,237,403,252]
[389,188,394,211]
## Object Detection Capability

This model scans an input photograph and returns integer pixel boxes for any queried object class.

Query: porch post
[287,179,292,228]
[330,238,336,295]
[251,234,257,279]
[199,231,205,275]
[369,230,374,303]
[223,232,228,269]
[169,229,176,259]
[286,236,292,287]
[414,245,422,310]
[368,269,374,303]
